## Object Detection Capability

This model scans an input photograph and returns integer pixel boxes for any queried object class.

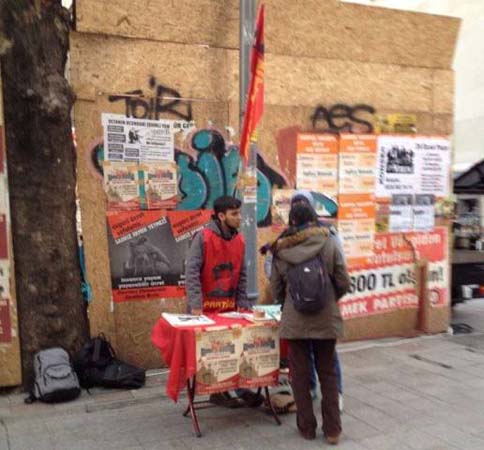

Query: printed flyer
[296,133,338,197]
[103,162,141,211]
[341,227,449,319]
[102,113,175,162]
[338,194,375,263]
[271,189,296,225]
[376,135,417,198]
[339,134,377,194]
[106,209,212,302]
[195,327,242,395]
[414,137,451,197]
[239,325,279,389]
[389,194,414,232]
[413,194,435,231]
[142,162,178,210]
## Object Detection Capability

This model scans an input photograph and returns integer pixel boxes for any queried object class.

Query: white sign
[389,194,414,232]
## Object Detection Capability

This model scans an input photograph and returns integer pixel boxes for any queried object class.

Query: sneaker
[209,392,244,409]
[339,393,344,412]
[325,434,340,445]
[238,390,265,407]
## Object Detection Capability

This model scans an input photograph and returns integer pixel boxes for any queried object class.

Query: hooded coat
[270,226,350,340]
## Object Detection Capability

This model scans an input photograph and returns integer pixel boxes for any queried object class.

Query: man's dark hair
[213,196,242,215]
[289,202,318,227]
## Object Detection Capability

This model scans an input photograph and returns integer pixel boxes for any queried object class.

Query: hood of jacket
[206,219,239,241]
[274,226,330,265]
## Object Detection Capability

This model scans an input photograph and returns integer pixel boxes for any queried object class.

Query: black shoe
[238,390,265,408]
[209,392,244,409]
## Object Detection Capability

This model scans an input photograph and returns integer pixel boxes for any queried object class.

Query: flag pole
[239,0,258,301]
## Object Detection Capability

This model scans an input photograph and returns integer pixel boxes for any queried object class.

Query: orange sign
[296,133,338,194]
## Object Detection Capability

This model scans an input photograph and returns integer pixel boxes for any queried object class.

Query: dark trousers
[288,339,341,437]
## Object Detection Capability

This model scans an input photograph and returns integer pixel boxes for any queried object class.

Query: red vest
[201,228,245,313]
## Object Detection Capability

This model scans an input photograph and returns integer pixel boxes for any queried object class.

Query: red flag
[240,4,264,165]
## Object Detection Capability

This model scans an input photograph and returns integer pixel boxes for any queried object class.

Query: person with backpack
[185,195,264,409]
[270,201,350,444]
[261,190,345,410]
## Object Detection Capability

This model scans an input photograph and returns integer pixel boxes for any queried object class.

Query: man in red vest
[186,195,263,408]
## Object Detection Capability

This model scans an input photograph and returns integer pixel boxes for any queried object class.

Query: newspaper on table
[162,313,215,327]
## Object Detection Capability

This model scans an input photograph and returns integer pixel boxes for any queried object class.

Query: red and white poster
[340,227,449,319]
[239,324,279,389]
[103,162,141,211]
[142,162,178,210]
[195,327,241,395]
[106,209,212,302]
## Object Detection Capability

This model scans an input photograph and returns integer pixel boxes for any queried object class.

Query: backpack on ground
[26,347,81,403]
[287,254,329,313]
[74,334,146,389]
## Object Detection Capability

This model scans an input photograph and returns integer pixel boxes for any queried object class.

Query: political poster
[103,162,141,211]
[341,227,449,319]
[414,137,451,197]
[239,324,279,388]
[389,194,414,232]
[413,194,435,231]
[374,113,417,134]
[296,133,338,197]
[195,327,242,395]
[106,209,212,302]
[376,135,416,198]
[271,189,295,225]
[142,162,178,210]
[339,134,377,194]
[338,194,376,263]
[0,297,11,343]
[102,113,175,162]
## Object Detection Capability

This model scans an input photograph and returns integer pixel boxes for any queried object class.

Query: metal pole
[239,0,258,301]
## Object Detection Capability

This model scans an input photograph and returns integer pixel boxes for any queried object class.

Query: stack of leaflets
[254,305,282,322]
[162,313,215,327]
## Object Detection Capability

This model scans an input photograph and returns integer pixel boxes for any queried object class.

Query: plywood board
[76,0,240,49]
[265,0,460,69]
[76,0,459,70]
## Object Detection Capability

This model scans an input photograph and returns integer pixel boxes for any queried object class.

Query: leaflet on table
[162,313,215,327]
[195,327,242,395]
[102,113,175,162]
[239,325,279,388]
[389,194,414,232]
[296,133,338,201]
[339,134,377,194]
[413,194,435,231]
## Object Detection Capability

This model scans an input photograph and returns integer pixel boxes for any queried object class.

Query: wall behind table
[71,0,459,368]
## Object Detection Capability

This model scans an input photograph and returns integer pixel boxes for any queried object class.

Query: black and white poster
[389,194,414,232]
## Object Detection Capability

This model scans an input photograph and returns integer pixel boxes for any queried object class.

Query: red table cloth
[152,314,254,402]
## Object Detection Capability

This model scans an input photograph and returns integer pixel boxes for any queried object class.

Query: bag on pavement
[74,334,146,389]
[26,347,81,403]
[287,254,328,313]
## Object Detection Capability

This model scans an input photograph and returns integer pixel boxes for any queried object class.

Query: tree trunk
[0,0,89,387]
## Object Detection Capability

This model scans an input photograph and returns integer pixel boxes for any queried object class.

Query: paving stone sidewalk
[1,300,484,450]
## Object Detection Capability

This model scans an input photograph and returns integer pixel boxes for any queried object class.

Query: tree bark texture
[0,0,89,387]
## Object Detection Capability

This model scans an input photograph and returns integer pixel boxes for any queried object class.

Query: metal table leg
[183,377,202,437]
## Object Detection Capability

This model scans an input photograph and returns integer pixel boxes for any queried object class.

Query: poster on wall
[0,297,11,343]
[271,189,295,225]
[389,194,414,232]
[296,133,338,198]
[142,162,178,210]
[239,325,279,388]
[374,114,417,134]
[102,113,175,162]
[338,194,375,262]
[376,135,416,198]
[339,134,377,194]
[341,227,449,319]
[103,162,141,211]
[413,194,435,231]
[195,327,241,395]
[106,209,212,302]
[414,137,451,197]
